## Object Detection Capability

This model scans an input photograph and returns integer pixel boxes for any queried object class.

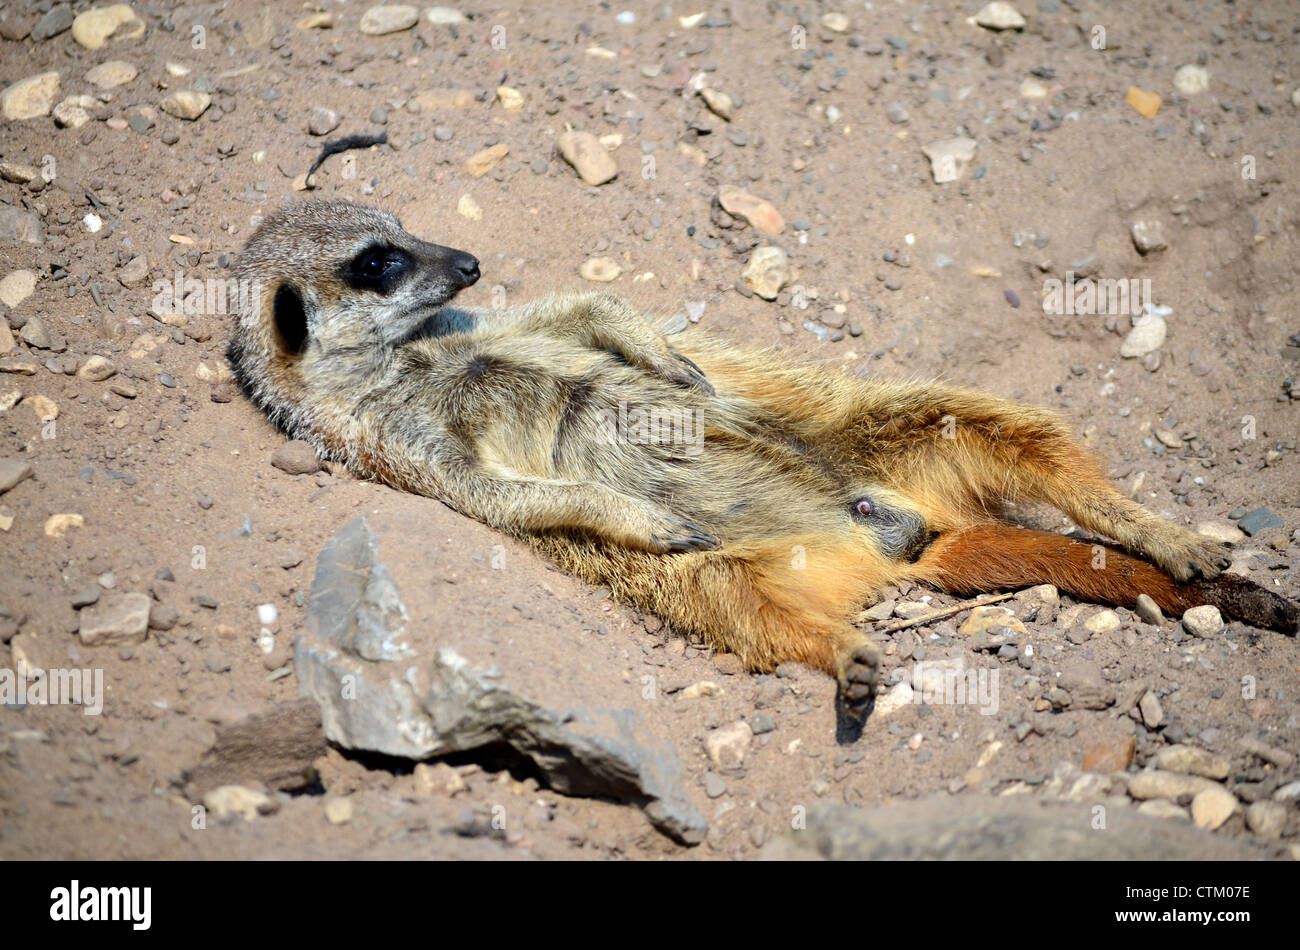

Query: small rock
[359,4,418,35]
[885,102,909,124]
[1081,736,1135,772]
[0,271,36,310]
[204,785,270,822]
[974,2,1026,30]
[496,86,524,111]
[32,6,75,41]
[1119,313,1166,358]
[159,90,211,121]
[1138,689,1164,728]
[324,797,355,824]
[465,143,509,177]
[1136,800,1190,822]
[1130,220,1166,255]
[271,440,323,476]
[921,137,977,184]
[71,4,145,50]
[1,72,60,121]
[1018,78,1049,100]
[820,12,850,33]
[78,591,151,646]
[579,258,621,282]
[1155,745,1231,781]
[117,255,149,288]
[1084,609,1121,635]
[1244,800,1286,840]
[700,88,734,121]
[1173,65,1210,96]
[0,458,34,494]
[308,106,341,136]
[1190,785,1236,830]
[1196,520,1245,544]
[425,7,467,25]
[85,60,137,89]
[1181,605,1223,638]
[703,721,752,770]
[52,95,95,129]
[1125,86,1162,118]
[1236,507,1282,536]
[76,356,115,382]
[1127,770,1216,801]
[740,246,792,301]
[0,207,44,245]
[557,130,618,186]
[959,605,1026,637]
[44,513,84,537]
[1134,594,1164,626]
[718,187,784,234]
[455,194,482,221]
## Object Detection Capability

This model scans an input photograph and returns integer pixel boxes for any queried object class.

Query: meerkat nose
[452,253,480,288]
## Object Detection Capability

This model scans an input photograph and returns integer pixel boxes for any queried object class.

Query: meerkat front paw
[617,504,720,554]
[1151,532,1233,583]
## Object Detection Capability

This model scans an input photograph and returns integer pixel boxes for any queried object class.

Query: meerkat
[228,201,1298,740]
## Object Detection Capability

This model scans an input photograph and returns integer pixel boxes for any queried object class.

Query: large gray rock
[760,796,1259,860]
[295,516,706,845]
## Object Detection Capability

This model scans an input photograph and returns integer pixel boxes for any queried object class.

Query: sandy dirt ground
[0,0,1297,860]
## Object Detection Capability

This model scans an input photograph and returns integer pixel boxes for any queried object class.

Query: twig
[859,591,1017,633]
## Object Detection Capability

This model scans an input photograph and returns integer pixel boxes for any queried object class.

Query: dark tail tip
[1190,574,1300,636]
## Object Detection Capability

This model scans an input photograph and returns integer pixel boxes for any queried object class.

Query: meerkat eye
[343,245,410,292]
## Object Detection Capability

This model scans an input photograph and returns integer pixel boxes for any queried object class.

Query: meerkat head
[227,200,479,429]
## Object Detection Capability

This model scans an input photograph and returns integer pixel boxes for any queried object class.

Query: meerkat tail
[909,525,1298,635]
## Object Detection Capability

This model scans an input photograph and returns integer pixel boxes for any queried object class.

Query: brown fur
[228,201,1298,736]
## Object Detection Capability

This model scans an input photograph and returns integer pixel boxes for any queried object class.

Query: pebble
[308,106,341,136]
[71,4,144,50]
[1244,801,1286,840]
[160,90,210,121]
[496,86,524,111]
[32,6,75,40]
[820,12,850,32]
[456,194,482,221]
[750,713,775,735]
[359,4,418,35]
[579,258,621,282]
[885,102,909,124]
[325,797,355,825]
[700,88,734,121]
[1155,745,1231,780]
[1019,78,1049,100]
[1196,520,1245,544]
[1125,86,1162,118]
[717,187,784,234]
[1,72,60,121]
[0,206,44,245]
[425,6,467,25]
[1137,800,1189,822]
[703,773,726,798]
[1180,605,1223,638]
[0,271,36,310]
[958,605,1025,637]
[1082,736,1135,772]
[1190,785,1236,830]
[271,440,323,475]
[974,2,1026,30]
[1173,65,1210,96]
[1130,219,1166,255]
[433,125,454,142]
[557,130,618,186]
[297,12,333,29]
[921,137,977,183]
[465,143,509,177]
[85,61,137,89]
[1236,507,1282,536]
[1127,769,1216,801]
[78,592,151,646]
[0,458,34,494]
[118,255,149,287]
[204,785,270,822]
[1138,689,1164,728]
[740,246,792,301]
[77,356,116,381]
[1083,609,1120,635]
[1119,313,1166,358]
[703,721,752,770]
[1134,594,1163,625]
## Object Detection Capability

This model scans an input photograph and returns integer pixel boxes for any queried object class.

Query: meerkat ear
[273,283,308,355]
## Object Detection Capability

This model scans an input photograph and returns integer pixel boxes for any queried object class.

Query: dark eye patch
[273,283,308,354]
[341,244,411,293]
